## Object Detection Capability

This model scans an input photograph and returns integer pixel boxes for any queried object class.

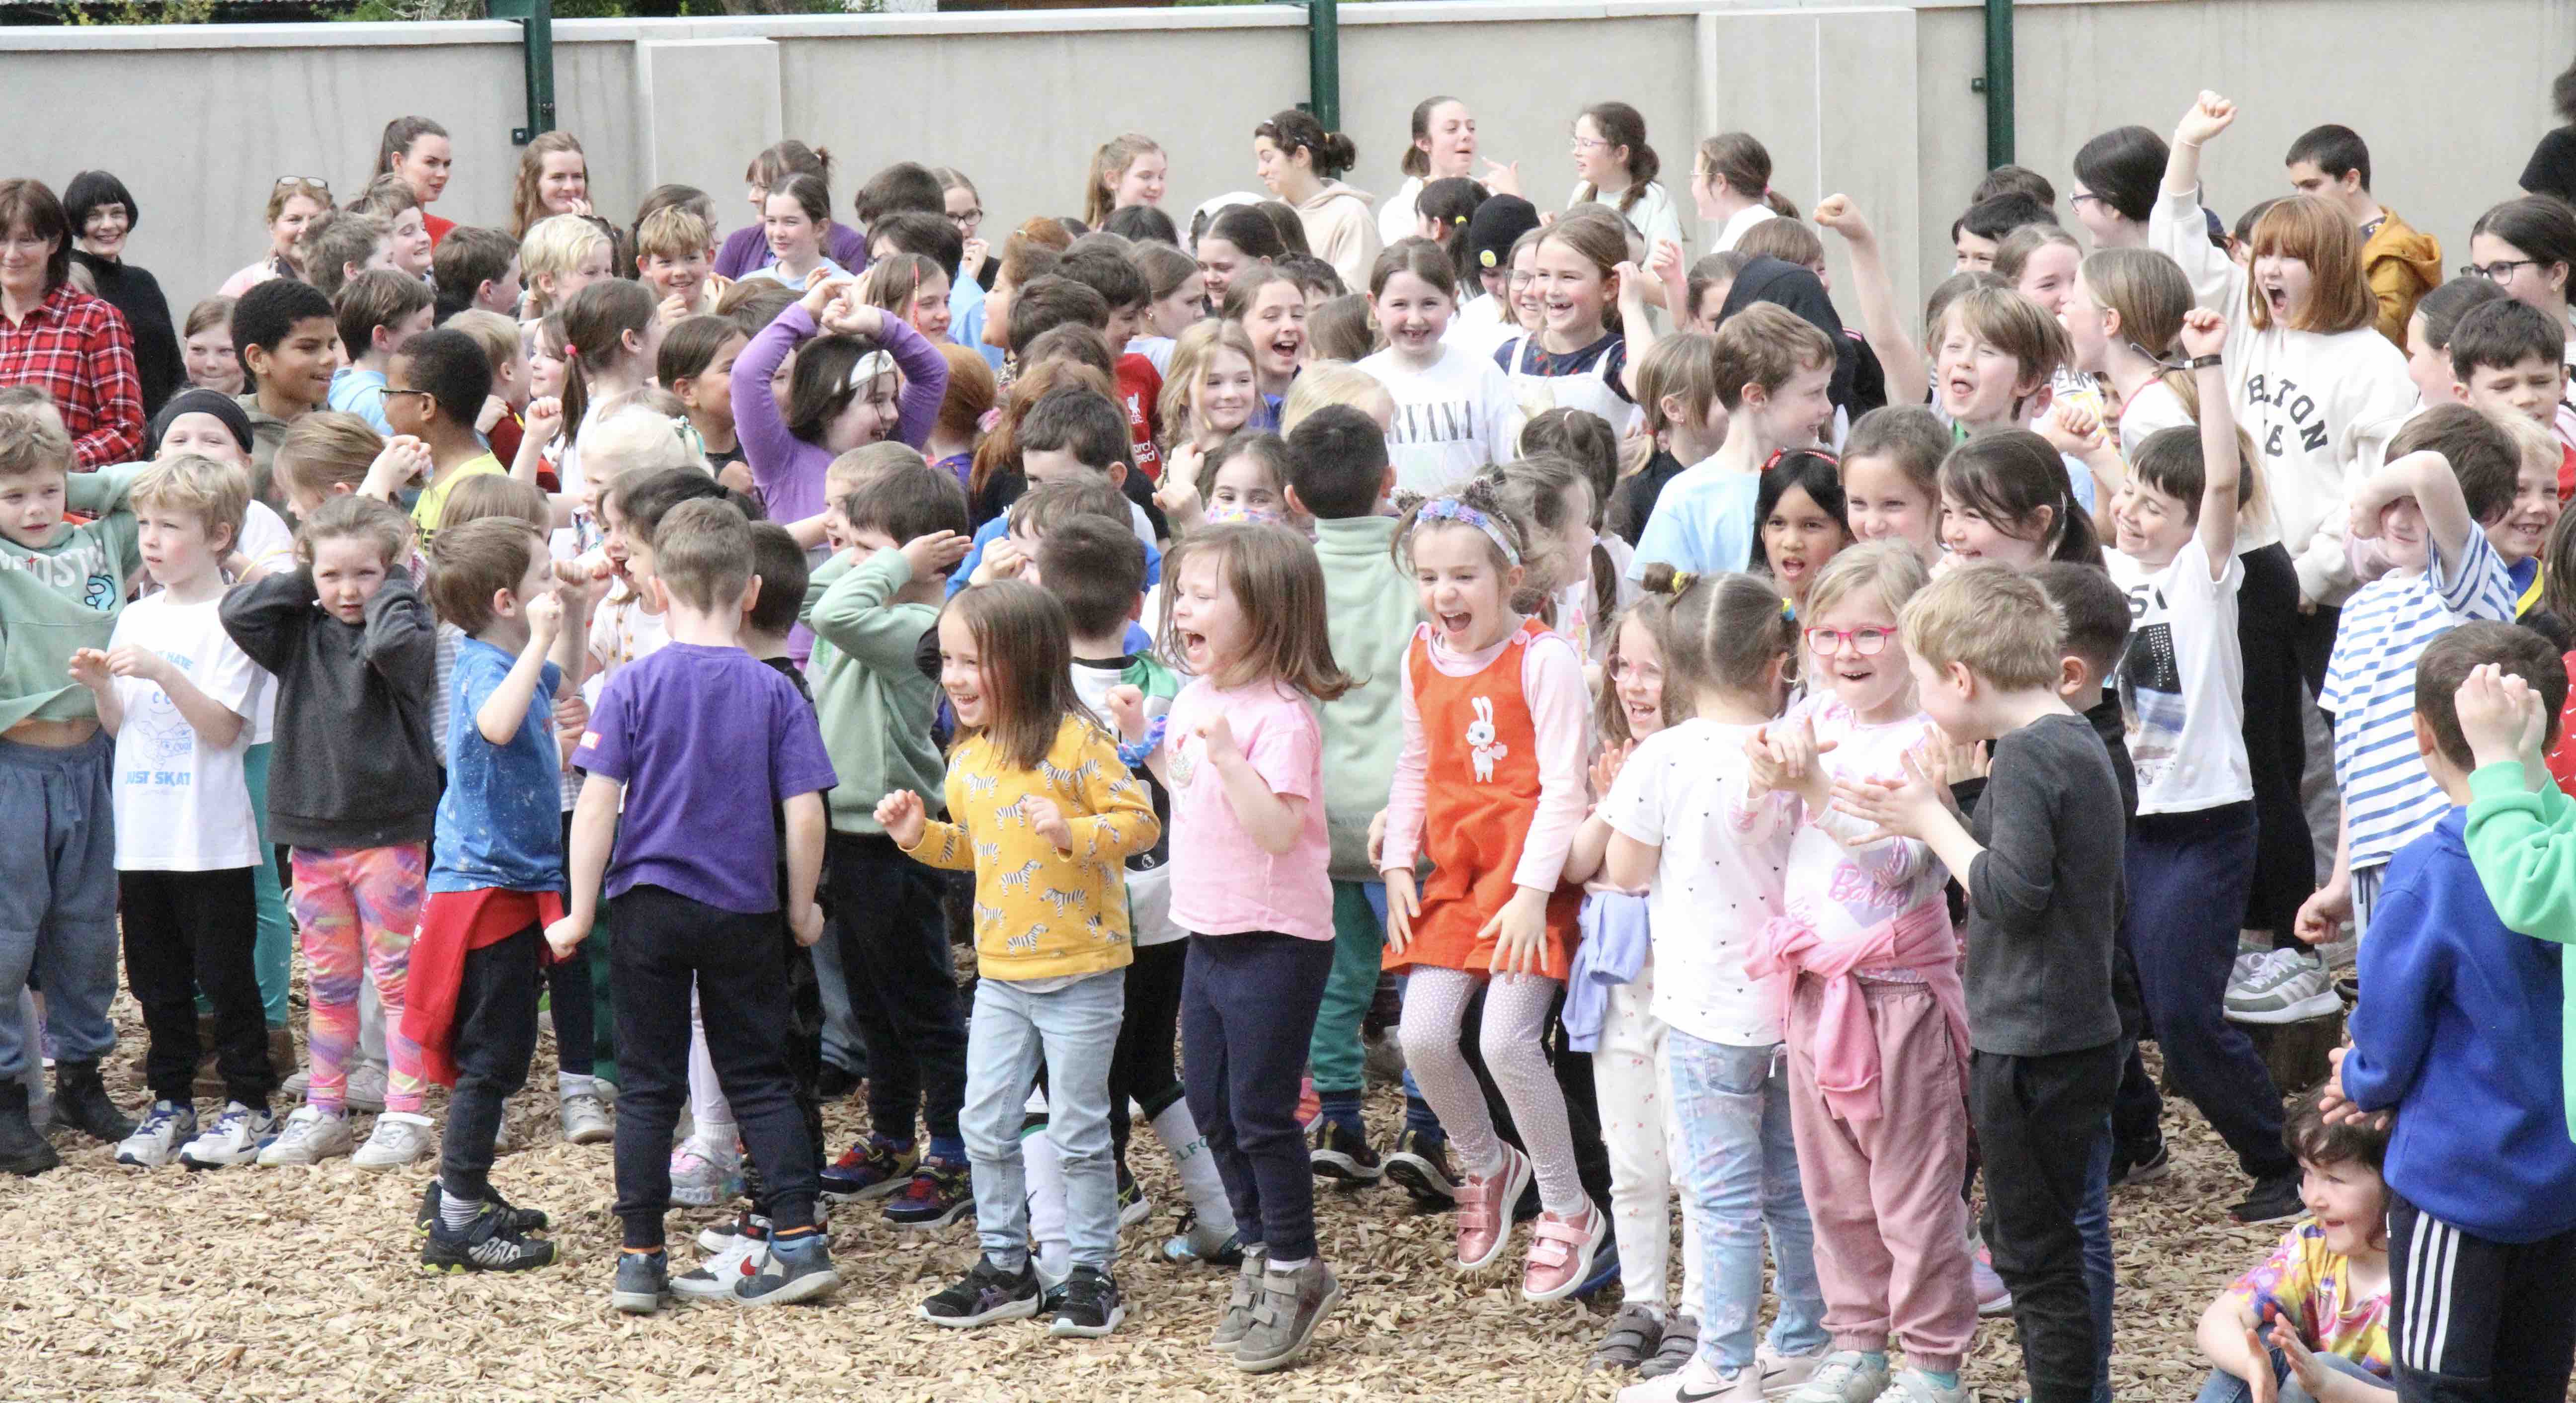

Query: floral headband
[1414,497,1520,567]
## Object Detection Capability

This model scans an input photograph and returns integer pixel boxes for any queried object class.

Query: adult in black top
[2521,60,2576,205]
[64,169,182,418]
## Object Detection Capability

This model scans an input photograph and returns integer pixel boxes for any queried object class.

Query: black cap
[1465,195,1542,275]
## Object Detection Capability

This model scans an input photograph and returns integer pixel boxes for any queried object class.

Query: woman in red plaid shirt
[0,178,143,470]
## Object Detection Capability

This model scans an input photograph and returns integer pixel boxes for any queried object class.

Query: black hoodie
[1716,256,1864,415]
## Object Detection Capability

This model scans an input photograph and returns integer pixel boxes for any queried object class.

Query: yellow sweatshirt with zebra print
[900,713,1160,980]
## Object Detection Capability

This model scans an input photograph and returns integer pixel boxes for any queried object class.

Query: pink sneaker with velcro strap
[1523,1201,1606,1301]
[1452,1144,1531,1272]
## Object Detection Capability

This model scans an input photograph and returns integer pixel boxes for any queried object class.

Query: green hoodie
[1313,513,1421,880]
[802,549,946,834]
[0,466,143,730]
[234,393,292,511]
[2459,760,2576,1139]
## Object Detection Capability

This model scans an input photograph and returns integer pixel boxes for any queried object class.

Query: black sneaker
[1382,1128,1458,1208]
[2108,1137,2171,1189]
[2230,1171,2306,1225]
[884,1155,973,1228]
[611,1249,674,1315]
[1309,1119,1383,1185]
[919,1256,1042,1328]
[415,1179,551,1237]
[1116,1160,1150,1227]
[1048,1265,1125,1338]
[420,1201,558,1274]
[731,1233,840,1307]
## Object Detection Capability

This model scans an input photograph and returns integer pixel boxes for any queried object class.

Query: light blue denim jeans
[1668,1029,1832,1371]
[2193,1347,2392,1403]
[961,969,1126,1273]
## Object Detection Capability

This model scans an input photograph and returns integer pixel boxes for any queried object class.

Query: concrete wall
[0,0,2564,336]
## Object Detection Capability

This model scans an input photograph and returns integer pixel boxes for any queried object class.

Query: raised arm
[732,281,838,503]
[2181,308,2241,571]
[1813,195,1927,405]
[217,567,318,673]
[2345,449,2479,577]
[2152,92,2246,316]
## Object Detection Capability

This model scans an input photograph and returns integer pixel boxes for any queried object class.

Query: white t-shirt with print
[1358,344,1523,496]
[104,593,265,871]
[1602,716,1792,1047]
[2111,545,2253,815]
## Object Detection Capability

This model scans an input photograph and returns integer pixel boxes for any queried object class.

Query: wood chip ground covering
[0,989,2417,1402]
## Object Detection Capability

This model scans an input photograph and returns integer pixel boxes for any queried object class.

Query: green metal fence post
[489,0,556,146]
[1300,0,1340,131]
[1982,0,2012,167]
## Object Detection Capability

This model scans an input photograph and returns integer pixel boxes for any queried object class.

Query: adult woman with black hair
[61,170,180,417]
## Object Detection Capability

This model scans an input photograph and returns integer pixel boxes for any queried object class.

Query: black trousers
[1971,1040,2121,1403]
[119,867,270,1108]
[2237,543,2317,933]
[608,884,820,1246]
[439,924,543,1202]
[1181,932,1334,1262]
[547,813,596,1076]
[827,832,966,1146]
[2388,1191,2576,1403]
[1109,938,1188,1161]
[743,932,827,1217]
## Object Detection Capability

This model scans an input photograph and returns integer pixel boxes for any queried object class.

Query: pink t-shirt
[1164,677,1334,941]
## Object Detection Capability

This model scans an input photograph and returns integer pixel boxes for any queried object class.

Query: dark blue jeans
[2123,803,2296,1182]
[1182,931,1335,1261]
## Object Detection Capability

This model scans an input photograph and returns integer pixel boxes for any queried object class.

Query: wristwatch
[2187,354,2224,370]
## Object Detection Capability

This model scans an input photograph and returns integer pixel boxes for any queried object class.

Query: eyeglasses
[949,209,983,229]
[2463,258,2541,283]
[1570,136,1612,152]
[1506,271,1537,288]
[1803,626,1893,657]
[2068,192,2108,209]
[383,387,437,409]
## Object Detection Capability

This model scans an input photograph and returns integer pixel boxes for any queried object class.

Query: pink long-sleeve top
[1380,621,1589,892]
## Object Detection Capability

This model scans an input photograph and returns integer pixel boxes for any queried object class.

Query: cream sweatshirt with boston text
[2150,188,2417,607]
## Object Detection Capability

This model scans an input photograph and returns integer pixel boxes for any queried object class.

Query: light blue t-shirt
[429,637,564,895]
[1628,461,1759,581]
[950,275,1005,372]
[327,366,393,435]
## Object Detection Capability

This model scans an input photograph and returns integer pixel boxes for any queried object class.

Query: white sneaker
[115,1100,197,1168]
[560,1092,614,1145]
[179,1102,278,1169]
[258,1105,355,1166]
[1783,1350,1891,1403]
[343,1062,389,1115]
[1758,1344,1832,1398]
[669,1138,742,1207]
[1619,1362,1764,1403]
[2225,949,2339,1025]
[1882,1369,1964,1403]
[280,1069,311,1100]
[352,1110,435,1170]
[673,1219,770,1299]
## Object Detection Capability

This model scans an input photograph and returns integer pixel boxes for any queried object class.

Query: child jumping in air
[1379,476,1606,1302]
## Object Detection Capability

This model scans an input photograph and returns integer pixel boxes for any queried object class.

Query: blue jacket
[2341,807,2576,1243]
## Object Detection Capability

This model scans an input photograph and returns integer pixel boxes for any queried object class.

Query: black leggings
[1108,939,1188,1161]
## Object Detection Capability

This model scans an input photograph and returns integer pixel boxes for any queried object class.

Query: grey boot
[52,1059,135,1144]
[0,1079,59,1176]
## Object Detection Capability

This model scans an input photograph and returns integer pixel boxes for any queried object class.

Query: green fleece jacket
[2460,759,2576,1139]
[1314,514,1421,880]
[0,466,144,729]
[801,550,946,834]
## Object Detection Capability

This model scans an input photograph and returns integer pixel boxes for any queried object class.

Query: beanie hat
[1465,196,1543,275]
[150,387,255,455]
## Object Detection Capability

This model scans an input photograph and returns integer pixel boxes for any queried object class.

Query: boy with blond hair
[0,409,148,1173]
[65,455,276,1170]
[1836,563,2126,1403]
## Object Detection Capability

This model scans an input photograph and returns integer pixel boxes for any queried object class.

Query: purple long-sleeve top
[733,303,949,663]
[716,220,870,281]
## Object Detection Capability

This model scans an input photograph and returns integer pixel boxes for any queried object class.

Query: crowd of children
[4,80,2576,1401]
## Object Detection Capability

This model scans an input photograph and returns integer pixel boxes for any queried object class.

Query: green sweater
[0,466,143,730]
[1313,514,1422,881]
[2460,759,2576,1139]
[801,550,946,834]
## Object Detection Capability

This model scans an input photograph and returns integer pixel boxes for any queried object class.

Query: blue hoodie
[2341,807,2576,1244]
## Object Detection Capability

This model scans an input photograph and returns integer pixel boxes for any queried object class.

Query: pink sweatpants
[1784,974,1977,1374]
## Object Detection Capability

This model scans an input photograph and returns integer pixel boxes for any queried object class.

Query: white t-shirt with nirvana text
[105,593,265,871]
[1358,344,1523,496]
[2111,545,2253,815]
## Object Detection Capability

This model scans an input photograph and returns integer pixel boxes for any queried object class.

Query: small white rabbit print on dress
[1466,695,1508,783]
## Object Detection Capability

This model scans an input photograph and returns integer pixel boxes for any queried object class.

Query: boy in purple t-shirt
[552,499,840,1313]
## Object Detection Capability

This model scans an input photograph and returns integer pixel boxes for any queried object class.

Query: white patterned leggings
[1398,966,1586,1216]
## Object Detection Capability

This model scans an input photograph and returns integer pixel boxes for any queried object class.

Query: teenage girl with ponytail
[716,141,869,279]
[1085,135,1168,229]
[1568,103,1683,260]
[1695,133,1799,254]
[1379,97,1481,248]
[1254,109,1381,295]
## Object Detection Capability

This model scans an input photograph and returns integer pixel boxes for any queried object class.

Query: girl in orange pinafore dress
[1378,479,1605,1302]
